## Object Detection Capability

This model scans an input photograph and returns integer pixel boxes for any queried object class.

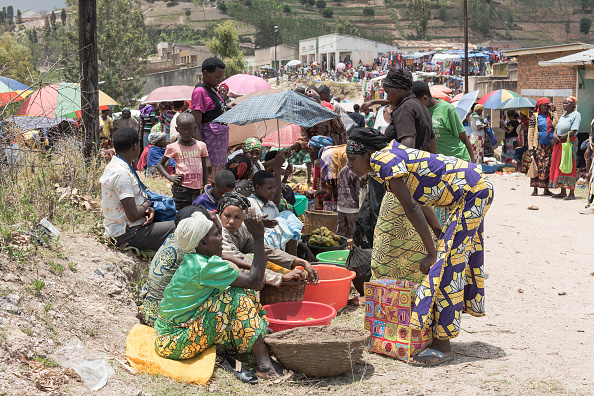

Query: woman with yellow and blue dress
[346,127,494,367]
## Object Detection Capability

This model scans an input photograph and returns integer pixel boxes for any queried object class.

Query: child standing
[157,113,208,210]
[336,165,360,238]
[192,169,236,211]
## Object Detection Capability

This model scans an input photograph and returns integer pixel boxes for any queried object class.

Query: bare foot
[409,339,453,365]
[348,296,365,306]
[551,193,566,199]
[256,358,285,380]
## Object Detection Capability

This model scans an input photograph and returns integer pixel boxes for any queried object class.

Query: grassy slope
[142,0,591,48]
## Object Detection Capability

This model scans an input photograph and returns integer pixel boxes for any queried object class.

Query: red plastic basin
[303,264,356,310]
[263,301,337,332]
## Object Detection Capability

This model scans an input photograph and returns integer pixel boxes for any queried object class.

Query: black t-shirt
[386,93,435,151]
[506,119,519,138]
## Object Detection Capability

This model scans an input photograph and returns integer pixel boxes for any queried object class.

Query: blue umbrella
[214,89,339,128]
[3,115,75,131]
[495,97,537,110]
[453,90,479,121]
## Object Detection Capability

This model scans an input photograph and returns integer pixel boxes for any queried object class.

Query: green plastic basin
[316,250,349,265]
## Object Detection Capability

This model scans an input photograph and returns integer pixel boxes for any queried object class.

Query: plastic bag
[560,137,574,174]
[264,211,303,249]
[51,338,114,391]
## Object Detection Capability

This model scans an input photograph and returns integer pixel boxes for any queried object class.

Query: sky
[8,0,67,13]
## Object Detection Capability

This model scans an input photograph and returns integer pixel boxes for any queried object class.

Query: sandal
[551,193,566,199]
[257,369,293,384]
[408,348,454,367]
[564,196,576,201]
[222,355,258,385]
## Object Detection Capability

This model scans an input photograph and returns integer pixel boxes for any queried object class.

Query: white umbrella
[337,62,346,70]
[286,60,302,67]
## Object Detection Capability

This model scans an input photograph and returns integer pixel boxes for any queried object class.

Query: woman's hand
[419,254,437,275]
[293,258,319,283]
[244,208,265,239]
[281,269,306,283]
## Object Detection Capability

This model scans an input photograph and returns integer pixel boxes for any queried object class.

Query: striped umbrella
[495,97,537,110]
[17,82,118,119]
[0,77,34,106]
[478,89,521,109]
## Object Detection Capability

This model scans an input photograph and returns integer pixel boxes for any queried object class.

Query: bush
[363,7,374,17]
[218,2,228,12]
[308,0,316,5]
[283,4,291,12]
[316,0,326,9]
[185,9,191,16]
[245,0,252,6]
[438,6,446,21]
[322,8,333,17]
[580,17,592,35]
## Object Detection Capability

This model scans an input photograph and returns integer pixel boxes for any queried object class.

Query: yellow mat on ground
[125,324,216,385]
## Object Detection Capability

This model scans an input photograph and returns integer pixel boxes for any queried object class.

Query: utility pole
[79,0,99,158]
[463,0,469,93]
[274,25,279,76]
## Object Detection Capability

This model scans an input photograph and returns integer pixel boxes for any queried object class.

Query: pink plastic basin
[263,301,337,332]
[303,264,356,310]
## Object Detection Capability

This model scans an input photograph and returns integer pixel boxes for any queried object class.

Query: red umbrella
[262,124,301,148]
[142,85,194,104]
[430,86,451,102]
[450,93,464,102]
[431,84,452,93]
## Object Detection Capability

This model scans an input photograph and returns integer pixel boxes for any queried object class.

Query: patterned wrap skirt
[530,144,554,189]
[469,134,484,164]
[549,137,577,190]
[154,287,268,360]
[504,137,517,164]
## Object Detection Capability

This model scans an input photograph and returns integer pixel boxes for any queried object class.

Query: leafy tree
[0,8,5,25]
[206,20,245,77]
[582,0,593,12]
[6,6,13,24]
[363,7,374,17]
[185,9,191,16]
[61,8,67,24]
[299,0,307,4]
[283,4,291,13]
[406,0,431,39]
[565,19,571,39]
[307,0,315,6]
[438,6,447,21]
[255,19,281,48]
[60,0,148,106]
[580,17,591,35]
[50,11,56,27]
[245,0,252,6]
[316,0,326,9]
[16,9,22,24]
[335,19,360,36]
[218,2,228,12]
[0,33,35,82]
[322,8,333,17]
[465,0,491,35]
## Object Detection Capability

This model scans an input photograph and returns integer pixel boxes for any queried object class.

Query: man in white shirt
[99,127,175,250]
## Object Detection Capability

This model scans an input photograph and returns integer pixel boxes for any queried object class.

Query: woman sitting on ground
[218,192,319,284]
[226,154,255,197]
[154,209,288,380]
[346,127,494,367]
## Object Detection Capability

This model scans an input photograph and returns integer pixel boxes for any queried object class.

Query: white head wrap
[175,212,214,251]
[148,131,167,145]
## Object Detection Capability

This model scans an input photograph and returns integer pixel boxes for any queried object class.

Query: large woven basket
[264,326,370,377]
[302,210,338,235]
[260,281,306,306]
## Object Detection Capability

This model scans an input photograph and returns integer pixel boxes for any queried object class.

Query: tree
[16,9,22,24]
[206,20,245,77]
[61,8,67,24]
[245,0,252,6]
[580,17,592,35]
[363,7,374,17]
[0,33,35,83]
[465,0,492,35]
[50,10,56,27]
[565,19,571,39]
[60,0,148,106]
[335,19,360,36]
[316,0,326,9]
[185,9,191,16]
[218,2,228,12]
[283,4,291,13]
[406,0,431,39]
[582,0,593,12]
[255,19,281,48]
[6,6,13,24]
[438,6,447,21]
[322,8,333,17]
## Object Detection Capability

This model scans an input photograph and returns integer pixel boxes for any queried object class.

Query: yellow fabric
[125,324,216,385]
[99,116,112,139]
[266,261,292,274]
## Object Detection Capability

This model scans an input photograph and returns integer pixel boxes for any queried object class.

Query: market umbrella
[431,84,453,94]
[260,65,273,70]
[430,86,451,102]
[495,97,537,110]
[286,60,302,67]
[17,82,118,119]
[478,89,520,109]
[337,62,346,70]
[311,62,320,67]
[0,77,34,106]
[453,90,479,121]
[221,74,271,96]
[262,124,301,148]
[141,85,194,104]
[3,115,75,131]
[450,92,464,102]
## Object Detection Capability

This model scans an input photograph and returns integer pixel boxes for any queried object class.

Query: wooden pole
[464,0,469,93]
[79,0,99,159]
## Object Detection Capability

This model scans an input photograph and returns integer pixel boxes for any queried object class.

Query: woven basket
[264,326,370,377]
[302,210,338,235]
[260,281,306,306]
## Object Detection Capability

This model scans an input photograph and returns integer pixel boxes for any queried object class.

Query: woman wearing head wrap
[548,96,581,200]
[514,109,531,173]
[527,98,559,196]
[146,132,176,177]
[242,138,264,172]
[468,103,486,164]
[304,136,336,210]
[154,209,292,381]
[218,192,318,284]
[345,127,494,367]
[218,83,231,104]
[225,155,255,198]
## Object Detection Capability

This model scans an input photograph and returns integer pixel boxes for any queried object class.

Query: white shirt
[169,112,180,142]
[99,156,145,238]
[248,196,279,220]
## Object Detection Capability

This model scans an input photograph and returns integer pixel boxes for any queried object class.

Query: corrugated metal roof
[538,48,594,67]
[504,43,594,57]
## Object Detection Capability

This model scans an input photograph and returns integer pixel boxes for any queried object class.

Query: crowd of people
[93,53,594,382]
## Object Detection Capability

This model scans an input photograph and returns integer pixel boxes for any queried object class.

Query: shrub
[363,7,374,17]
[245,0,252,6]
[218,2,228,12]
[316,0,326,9]
[322,8,333,17]
[438,6,446,21]
[185,9,191,16]
[283,4,291,13]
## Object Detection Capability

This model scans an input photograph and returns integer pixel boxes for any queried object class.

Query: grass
[31,278,45,295]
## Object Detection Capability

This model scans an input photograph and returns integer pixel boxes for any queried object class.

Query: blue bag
[118,156,177,222]
[485,126,498,147]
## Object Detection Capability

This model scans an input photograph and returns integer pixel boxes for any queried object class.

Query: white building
[299,34,399,68]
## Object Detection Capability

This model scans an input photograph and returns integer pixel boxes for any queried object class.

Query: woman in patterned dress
[528,98,558,196]
[153,210,288,380]
[468,104,485,164]
[346,127,494,367]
